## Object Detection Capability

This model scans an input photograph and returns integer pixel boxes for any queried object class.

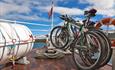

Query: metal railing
[0,19,51,37]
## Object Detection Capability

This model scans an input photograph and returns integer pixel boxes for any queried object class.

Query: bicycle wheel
[92,30,112,67]
[50,26,69,50]
[72,31,103,70]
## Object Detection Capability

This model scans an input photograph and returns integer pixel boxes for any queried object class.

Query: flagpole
[51,0,54,30]
[49,0,54,49]
[51,12,53,30]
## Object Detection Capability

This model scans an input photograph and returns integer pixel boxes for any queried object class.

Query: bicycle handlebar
[60,9,97,26]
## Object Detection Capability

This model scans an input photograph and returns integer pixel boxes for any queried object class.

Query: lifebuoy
[95,18,115,47]
[95,18,115,29]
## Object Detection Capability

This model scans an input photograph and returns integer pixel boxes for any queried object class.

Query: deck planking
[0,48,112,70]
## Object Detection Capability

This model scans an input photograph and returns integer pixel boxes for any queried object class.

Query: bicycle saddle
[84,8,97,17]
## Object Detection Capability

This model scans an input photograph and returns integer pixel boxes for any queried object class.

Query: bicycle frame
[61,16,93,50]
[62,20,85,48]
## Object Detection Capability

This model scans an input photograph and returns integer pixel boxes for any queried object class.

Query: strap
[0,29,6,61]
[109,18,114,24]
[99,20,103,25]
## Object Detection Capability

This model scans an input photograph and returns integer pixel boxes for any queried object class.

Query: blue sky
[0,0,115,35]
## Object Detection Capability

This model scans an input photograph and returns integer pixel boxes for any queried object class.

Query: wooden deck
[0,48,112,70]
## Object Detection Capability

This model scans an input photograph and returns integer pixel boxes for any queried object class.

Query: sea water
[33,42,46,48]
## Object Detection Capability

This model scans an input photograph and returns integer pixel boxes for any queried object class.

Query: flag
[48,1,53,19]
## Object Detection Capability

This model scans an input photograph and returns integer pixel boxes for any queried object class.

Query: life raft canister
[0,22,34,64]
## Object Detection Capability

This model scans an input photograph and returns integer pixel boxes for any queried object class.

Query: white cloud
[97,9,115,17]
[16,15,51,22]
[0,14,50,22]
[79,0,114,9]
[0,0,57,21]
[41,0,115,16]
[0,2,31,16]
[54,7,83,15]
[0,0,68,21]
[0,0,114,22]
[41,6,84,15]
[86,0,114,9]
[80,0,115,17]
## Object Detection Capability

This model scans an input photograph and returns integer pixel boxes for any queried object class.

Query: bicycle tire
[91,30,112,67]
[72,31,104,70]
[50,26,69,50]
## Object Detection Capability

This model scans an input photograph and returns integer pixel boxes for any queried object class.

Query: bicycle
[50,9,104,70]
[50,9,99,50]
[50,9,112,70]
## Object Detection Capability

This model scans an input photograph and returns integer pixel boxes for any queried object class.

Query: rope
[1,24,17,60]
[35,48,65,59]
[9,24,20,58]
[99,20,103,26]
[0,29,6,61]
[23,29,31,56]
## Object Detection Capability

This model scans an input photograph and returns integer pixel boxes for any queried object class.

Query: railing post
[112,48,115,70]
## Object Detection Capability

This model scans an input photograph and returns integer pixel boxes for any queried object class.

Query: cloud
[0,0,114,22]
[0,0,69,21]
[41,0,115,17]
[40,6,84,15]
[97,9,115,17]
[79,0,115,17]
[0,2,31,16]
[86,0,114,9]
[0,14,51,22]
[79,0,114,9]
[54,7,83,15]
[16,15,51,22]
[0,0,57,21]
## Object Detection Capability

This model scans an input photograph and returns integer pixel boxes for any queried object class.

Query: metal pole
[112,48,115,70]
[51,0,54,30]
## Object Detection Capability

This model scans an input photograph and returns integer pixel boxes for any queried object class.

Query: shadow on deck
[0,48,112,70]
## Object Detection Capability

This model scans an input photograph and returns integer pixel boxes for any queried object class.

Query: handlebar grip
[60,15,68,21]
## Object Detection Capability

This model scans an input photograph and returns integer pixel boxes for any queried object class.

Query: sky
[0,0,115,35]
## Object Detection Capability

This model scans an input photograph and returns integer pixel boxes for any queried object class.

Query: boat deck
[0,48,112,70]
